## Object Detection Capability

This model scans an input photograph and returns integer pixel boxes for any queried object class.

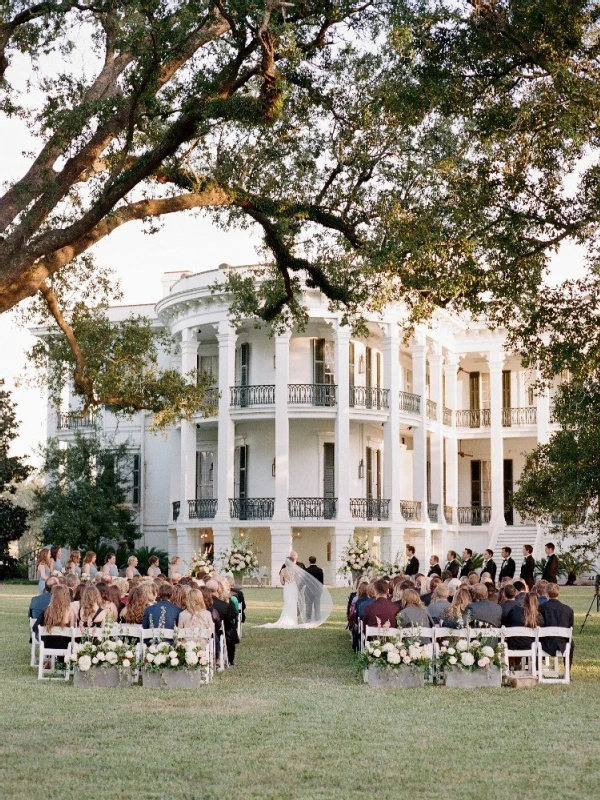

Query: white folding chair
[141,628,175,647]
[38,627,74,681]
[537,627,572,684]
[110,623,143,678]
[400,626,434,643]
[236,611,243,640]
[176,628,213,682]
[218,631,229,671]
[30,617,40,668]
[364,625,402,641]
[502,626,538,678]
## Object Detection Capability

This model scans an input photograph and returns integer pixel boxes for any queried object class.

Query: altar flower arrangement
[220,537,259,576]
[436,637,506,674]
[338,536,378,578]
[189,551,214,578]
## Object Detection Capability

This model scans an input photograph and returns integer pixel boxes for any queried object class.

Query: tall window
[323,443,335,520]
[198,355,218,385]
[502,370,511,409]
[196,451,214,499]
[234,445,248,499]
[504,459,514,525]
[349,342,355,388]
[132,453,140,505]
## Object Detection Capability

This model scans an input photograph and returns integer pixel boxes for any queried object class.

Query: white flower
[447,647,456,655]
[170,657,179,666]
[482,646,495,658]
[185,651,199,666]
[105,651,118,664]
[154,653,167,665]
[471,640,480,648]
[402,656,411,665]
[456,640,468,652]
[478,657,490,668]
[442,640,450,646]
[97,652,106,661]
[106,641,116,651]
[145,653,154,663]
[158,642,170,652]
[460,652,475,666]
[168,650,177,659]
[381,643,394,652]
[78,655,92,672]
[440,646,447,653]
[149,644,158,654]
[387,651,401,665]
[122,659,131,668]
[125,650,134,659]
[92,657,99,664]
[408,645,421,661]
[448,656,457,665]
[372,649,381,658]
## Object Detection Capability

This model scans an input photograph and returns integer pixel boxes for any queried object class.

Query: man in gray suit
[465,584,502,627]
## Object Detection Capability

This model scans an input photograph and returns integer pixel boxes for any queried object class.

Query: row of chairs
[32,621,223,682]
[359,623,573,684]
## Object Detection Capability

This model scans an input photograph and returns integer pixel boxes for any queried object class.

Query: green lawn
[1,585,599,800]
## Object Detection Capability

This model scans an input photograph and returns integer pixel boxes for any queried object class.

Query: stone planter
[444,666,502,688]
[73,667,134,687]
[142,668,205,688]
[366,666,425,688]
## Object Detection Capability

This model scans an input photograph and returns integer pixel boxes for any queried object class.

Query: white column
[215,322,236,524]
[383,324,401,525]
[443,354,459,532]
[179,329,198,524]
[212,525,233,572]
[534,374,551,557]
[411,340,428,523]
[271,524,293,586]
[334,323,351,523]
[429,350,444,526]
[489,347,505,543]
[330,525,354,586]
[273,332,290,522]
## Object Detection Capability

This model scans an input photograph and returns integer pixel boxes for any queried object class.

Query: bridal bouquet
[436,637,506,673]
[220,537,259,575]
[338,537,377,577]
[189,551,214,577]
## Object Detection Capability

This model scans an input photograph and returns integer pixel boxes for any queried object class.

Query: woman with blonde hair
[33,585,75,652]
[399,588,433,629]
[169,555,183,583]
[81,551,98,578]
[178,588,214,639]
[79,585,107,628]
[125,555,141,580]
[36,549,51,594]
[123,583,154,623]
[441,586,473,628]
[65,550,81,576]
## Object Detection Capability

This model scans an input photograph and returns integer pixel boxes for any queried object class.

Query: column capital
[332,322,351,341]
[274,330,292,344]
[180,326,196,343]
[488,347,504,370]
[444,353,459,370]
[180,339,198,355]
[217,320,236,340]
[429,352,444,368]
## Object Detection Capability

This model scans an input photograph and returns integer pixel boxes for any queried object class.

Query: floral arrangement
[338,536,378,577]
[189,551,214,577]
[79,573,92,584]
[376,554,404,577]
[436,636,506,673]
[360,634,433,673]
[71,629,136,674]
[220,537,259,575]
[142,637,209,675]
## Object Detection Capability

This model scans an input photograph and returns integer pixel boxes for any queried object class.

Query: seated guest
[350,581,372,650]
[147,555,161,577]
[98,583,119,622]
[142,583,182,630]
[106,584,123,616]
[420,576,442,607]
[362,579,400,629]
[29,576,59,618]
[442,587,474,628]
[427,584,451,623]
[500,584,519,622]
[125,556,141,580]
[356,581,377,622]
[465,584,502,627]
[467,573,480,586]
[227,576,247,623]
[513,580,528,605]
[539,583,574,657]
[428,555,442,578]
[348,577,369,623]
[504,593,543,654]
[114,578,130,608]
[447,578,461,598]
[102,553,119,579]
[79,585,108,628]
[169,556,183,583]
[70,583,85,621]
[171,584,189,612]
[536,580,549,605]
[123,584,154,624]
[441,569,453,582]
[481,549,497,583]
[201,586,223,637]
[398,588,433,629]
[207,578,238,665]
[33,585,76,654]
[391,581,405,609]
[178,588,214,640]
[415,574,429,596]
[64,573,79,595]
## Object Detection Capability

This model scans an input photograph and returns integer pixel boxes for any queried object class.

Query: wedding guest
[178,588,214,637]
[102,553,119,579]
[467,573,479,586]
[499,547,516,581]
[107,584,123,616]
[428,555,442,578]
[539,583,574,658]
[79,585,107,628]
[481,549,497,583]
[520,544,536,589]
[207,578,238,665]
[427,584,451,623]
[36,549,52,594]
[362,579,400,629]
[459,549,474,578]
[500,584,518,622]
[169,556,183,583]
[398,589,433,631]
[391,581,405,608]
[126,556,141,580]
[441,587,472,627]
[81,551,98,579]
[142,583,182,630]
[513,580,528,604]
[70,583,85,621]
[464,584,502,627]
[200,586,223,637]
[64,573,78,595]
[33,585,76,653]
[29,576,59,618]
[420,576,442,607]
[542,543,559,583]
[441,569,453,582]
[171,584,189,611]
[445,550,460,578]
[356,581,377,622]
[536,580,549,606]
[416,575,429,595]
[447,578,461,598]
[405,545,419,576]
[123,584,154,624]
[114,578,130,607]
[65,550,81,576]
[50,546,64,574]
[227,576,247,623]
[504,593,543,654]
[147,555,161,577]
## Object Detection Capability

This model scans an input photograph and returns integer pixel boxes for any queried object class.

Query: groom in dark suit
[304,556,324,621]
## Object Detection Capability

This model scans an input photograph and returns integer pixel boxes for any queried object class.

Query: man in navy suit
[142,583,182,631]
[28,577,59,619]
[540,583,574,658]
[405,545,419,576]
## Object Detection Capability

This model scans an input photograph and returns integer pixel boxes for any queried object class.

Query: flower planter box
[444,666,502,688]
[366,666,425,688]
[142,669,204,688]
[73,667,134,687]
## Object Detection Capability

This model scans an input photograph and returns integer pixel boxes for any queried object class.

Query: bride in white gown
[257,554,333,629]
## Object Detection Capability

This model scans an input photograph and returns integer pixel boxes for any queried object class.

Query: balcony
[456,409,491,428]
[457,506,491,525]
[230,385,275,407]
[203,386,220,410]
[350,498,390,521]
[188,499,217,519]
[172,501,180,521]
[350,386,389,410]
[443,407,453,426]
[502,406,537,426]
[444,505,454,524]
[288,497,337,520]
[57,411,95,430]
[427,502,439,522]
[400,500,422,521]
[229,498,274,520]
[399,391,421,414]
[426,399,438,421]
[288,384,337,406]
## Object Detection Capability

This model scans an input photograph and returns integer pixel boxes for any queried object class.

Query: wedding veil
[286,558,333,628]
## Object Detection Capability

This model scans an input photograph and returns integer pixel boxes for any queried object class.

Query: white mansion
[45,265,564,585]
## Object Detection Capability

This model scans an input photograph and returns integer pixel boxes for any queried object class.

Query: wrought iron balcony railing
[57,411,95,430]
[203,386,220,410]
[349,386,389,410]
[426,399,438,421]
[229,497,274,520]
[398,391,421,414]
[288,497,337,519]
[288,384,337,406]
[427,502,439,522]
[188,499,217,519]
[456,409,491,428]
[457,506,491,525]
[400,500,422,521]
[444,505,454,524]
[349,498,390,521]
[443,407,453,426]
[172,501,180,522]
[230,385,275,407]
[502,406,537,426]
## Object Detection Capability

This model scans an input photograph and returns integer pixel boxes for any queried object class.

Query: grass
[1,585,599,800]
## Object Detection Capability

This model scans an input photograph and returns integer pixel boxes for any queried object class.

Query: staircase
[494,526,539,572]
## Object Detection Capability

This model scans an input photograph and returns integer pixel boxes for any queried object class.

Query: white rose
[381,643,394,652]
[447,647,456,655]
[456,640,468,652]
[122,659,131,668]
[372,649,381,658]
[97,652,105,661]
[107,641,116,651]
[482,646,495,658]
[78,655,92,672]
[399,649,407,658]
[185,651,199,666]
[154,653,166,665]
[478,657,490,668]
[471,640,480,648]
[170,658,179,666]
[440,646,447,653]
[387,651,401,665]
[105,651,118,664]
[442,640,450,647]
[158,643,170,652]
[448,656,457,665]
[92,657,99,664]
[168,650,177,659]
[149,645,158,654]
[408,645,420,660]
[461,652,475,666]
[402,656,411,665]
[146,654,154,663]
[125,650,134,659]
